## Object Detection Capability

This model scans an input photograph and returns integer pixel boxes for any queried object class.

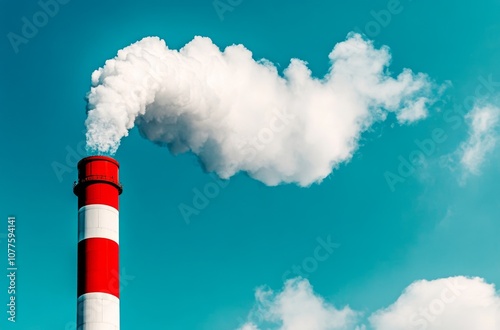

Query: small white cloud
[238,278,359,330]
[396,97,429,124]
[459,104,500,175]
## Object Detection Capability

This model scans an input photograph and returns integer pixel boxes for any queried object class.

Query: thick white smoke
[86,33,438,186]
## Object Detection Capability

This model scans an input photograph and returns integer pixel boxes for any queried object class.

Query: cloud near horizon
[238,278,359,330]
[238,276,500,330]
[85,33,440,186]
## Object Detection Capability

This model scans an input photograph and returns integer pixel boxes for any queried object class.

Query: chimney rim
[77,155,120,168]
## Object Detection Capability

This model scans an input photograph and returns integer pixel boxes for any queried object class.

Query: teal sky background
[1,0,500,329]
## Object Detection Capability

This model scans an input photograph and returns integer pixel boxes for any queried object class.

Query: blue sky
[1,0,500,329]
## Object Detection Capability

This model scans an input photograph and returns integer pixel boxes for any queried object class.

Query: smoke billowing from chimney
[86,33,440,186]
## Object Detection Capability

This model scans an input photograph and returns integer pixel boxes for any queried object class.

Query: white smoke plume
[86,33,439,186]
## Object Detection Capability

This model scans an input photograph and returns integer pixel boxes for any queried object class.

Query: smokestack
[74,156,122,329]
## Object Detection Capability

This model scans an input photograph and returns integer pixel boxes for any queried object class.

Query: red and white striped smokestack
[74,156,122,330]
